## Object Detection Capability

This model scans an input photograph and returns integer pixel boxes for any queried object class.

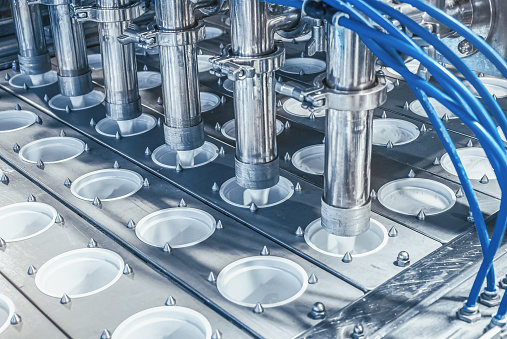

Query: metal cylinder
[321,20,376,237]
[97,0,141,121]
[48,3,93,97]
[9,0,51,74]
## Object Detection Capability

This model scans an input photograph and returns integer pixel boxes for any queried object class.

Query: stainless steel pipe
[48,2,93,97]
[8,0,51,75]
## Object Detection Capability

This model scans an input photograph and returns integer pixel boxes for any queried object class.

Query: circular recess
[440,147,496,180]
[223,79,233,92]
[0,202,56,242]
[217,256,308,308]
[135,44,159,56]
[136,208,216,248]
[0,110,37,133]
[409,97,457,119]
[305,218,388,257]
[283,98,325,117]
[498,126,506,143]
[274,32,312,42]
[71,169,144,202]
[35,248,124,298]
[198,55,213,73]
[9,71,58,88]
[221,119,284,140]
[112,306,212,339]
[0,294,14,335]
[465,77,507,98]
[151,142,219,169]
[220,176,294,208]
[19,137,85,164]
[378,178,456,216]
[200,92,220,112]
[291,144,325,175]
[87,54,103,70]
[204,26,224,40]
[95,114,157,138]
[280,58,326,75]
[48,91,105,111]
[385,59,420,78]
[372,118,420,146]
[137,71,162,90]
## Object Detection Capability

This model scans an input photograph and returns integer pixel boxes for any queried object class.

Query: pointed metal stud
[456,188,464,198]
[212,182,220,192]
[407,169,416,178]
[285,121,291,129]
[157,97,163,105]
[216,220,223,230]
[386,140,394,149]
[322,136,325,144]
[143,178,150,187]
[44,93,50,102]
[381,111,387,119]
[403,101,409,110]
[432,157,440,166]
[90,118,96,126]
[480,174,489,184]
[179,198,187,207]
[278,76,283,83]
[55,214,64,224]
[88,238,98,248]
[295,226,304,237]
[65,106,71,114]
[417,209,426,221]
[220,96,226,104]
[388,226,399,237]
[493,94,498,101]
[101,329,112,339]
[37,159,44,169]
[92,196,102,208]
[394,79,400,87]
[253,302,264,314]
[295,182,302,192]
[113,161,120,169]
[175,163,183,172]
[35,116,42,124]
[211,329,222,339]
[342,251,353,263]
[214,122,221,131]
[123,263,133,275]
[59,130,66,137]
[300,51,305,58]
[207,271,216,284]
[143,65,148,71]
[23,83,29,91]
[466,139,473,147]
[13,143,20,153]
[157,117,162,126]
[309,112,315,120]
[420,124,427,133]
[145,147,152,156]
[219,43,224,50]
[84,143,90,152]
[249,202,258,213]
[27,194,36,202]
[4,73,10,81]
[479,72,485,78]
[126,219,136,229]
[260,246,270,256]
[299,69,305,76]
[370,189,377,200]
[1,174,8,185]
[277,100,282,108]
[163,242,172,253]
[284,152,291,162]
[308,273,318,284]
[217,77,222,86]
[60,294,71,304]
[441,113,449,122]
[165,295,176,306]
[199,49,203,55]
[115,131,121,140]
[291,38,297,44]
[0,237,5,248]
[10,313,21,325]
[27,265,37,275]
[64,178,72,187]
[15,104,21,111]
[219,147,225,155]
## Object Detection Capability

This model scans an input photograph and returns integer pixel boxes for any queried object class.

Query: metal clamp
[71,1,146,23]
[209,44,285,81]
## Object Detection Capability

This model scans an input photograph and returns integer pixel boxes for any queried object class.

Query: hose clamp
[71,1,146,23]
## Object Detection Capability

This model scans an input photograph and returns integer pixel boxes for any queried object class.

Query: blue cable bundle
[260,0,507,321]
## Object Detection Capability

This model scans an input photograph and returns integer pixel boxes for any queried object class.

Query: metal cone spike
[15,104,21,111]
[145,147,152,156]
[441,114,449,122]
[216,220,224,229]
[221,96,226,104]
[408,169,416,178]
[13,143,20,153]
[388,226,398,237]
[299,69,305,76]
[115,131,121,140]
[199,49,203,55]
[309,112,315,120]
[219,147,225,155]
[101,329,112,339]
[0,237,5,248]
[295,226,304,237]
[212,182,219,192]
[1,173,8,185]
[215,122,221,131]
[143,65,148,71]
[163,243,172,253]
[403,101,409,110]
[308,273,318,284]
[10,313,21,325]
[420,124,427,133]
[455,188,464,198]
[381,111,387,119]
[27,194,36,202]
[123,263,133,275]
[113,161,120,169]
[165,295,176,306]
[4,73,10,81]
[395,79,400,87]
[386,140,394,149]
[277,100,282,108]
[493,94,498,100]
[179,198,187,207]
[249,202,258,212]
[142,177,150,187]
[90,118,96,126]
[157,97,163,105]
[211,329,222,339]
[55,214,64,224]
[23,83,29,91]
[27,264,37,275]
[175,163,183,172]
[295,182,302,192]
[59,130,66,137]
[300,51,305,58]
[126,219,136,229]
[322,136,325,143]
[35,116,42,124]
[93,197,102,207]
[88,238,98,248]
[284,152,291,162]
[253,302,264,314]
[37,159,44,169]
[342,251,353,263]
[207,271,216,284]
[64,178,72,187]
[466,139,473,147]
[84,143,90,152]
[217,78,222,85]
[260,246,270,256]
[285,121,291,129]
[60,294,71,304]
[157,117,162,126]
[480,174,489,184]
[65,106,71,114]
[44,94,49,102]
[370,189,377,200]
[417,209,426,221]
